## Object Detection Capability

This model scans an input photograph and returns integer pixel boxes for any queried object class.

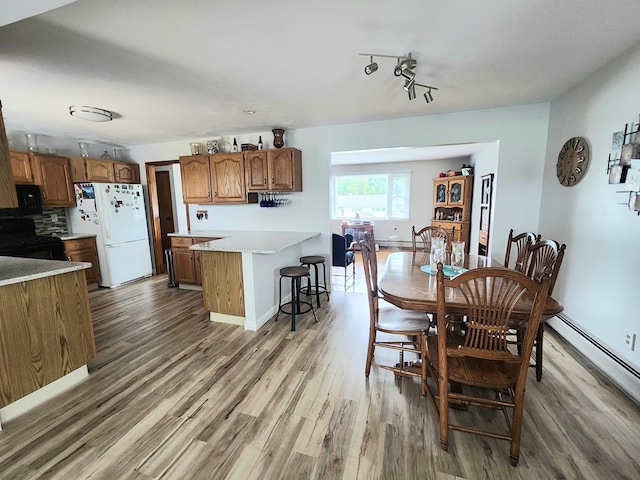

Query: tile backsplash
[29,207,69,235]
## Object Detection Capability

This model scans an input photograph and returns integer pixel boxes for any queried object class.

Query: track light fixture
[358,52,439,104]
[364,56,378,75]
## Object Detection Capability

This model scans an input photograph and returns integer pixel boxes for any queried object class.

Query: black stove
[0,217,66,260]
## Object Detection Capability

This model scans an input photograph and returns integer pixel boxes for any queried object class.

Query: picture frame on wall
[620,144,635,165]
[612,131,624,149]
[608,164,627,184]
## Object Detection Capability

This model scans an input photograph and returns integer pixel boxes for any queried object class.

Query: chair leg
[365,328,376,377]
[509,389,526,466]
[290,277,298,331]
[420,332,427,396]
[536,323,544,381]
[439,373,449,451]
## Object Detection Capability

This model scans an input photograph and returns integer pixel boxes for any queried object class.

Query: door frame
[146,160,188,274]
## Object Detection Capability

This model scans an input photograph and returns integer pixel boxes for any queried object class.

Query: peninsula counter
[187,231,320,330]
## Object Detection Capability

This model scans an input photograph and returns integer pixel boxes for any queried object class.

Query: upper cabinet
[114,161,139,183]
[31,153,74,206]
[211,153,246,203]
[69,157,140,184]
[10,151,34,184]
[433,175,472,210]
[180,154,212,203]
[245,147,302,192]
[0,101,18,208]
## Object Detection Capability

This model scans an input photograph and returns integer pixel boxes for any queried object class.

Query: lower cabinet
[171,236,217,286]
[63,237,100,285]
[431,220,470,252]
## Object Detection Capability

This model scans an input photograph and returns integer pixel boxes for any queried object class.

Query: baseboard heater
[556,313,640,380]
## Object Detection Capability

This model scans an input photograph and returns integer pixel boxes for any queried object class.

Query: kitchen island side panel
[201,251,244,317]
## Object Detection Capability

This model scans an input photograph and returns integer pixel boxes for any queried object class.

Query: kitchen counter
[0,256,91,287]
[189,231,320,253]
[57,233,98,241]
[182,230,320,331]
[0,256,95,428]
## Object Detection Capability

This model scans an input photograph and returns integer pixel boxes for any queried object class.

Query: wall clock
[556,136,590,186]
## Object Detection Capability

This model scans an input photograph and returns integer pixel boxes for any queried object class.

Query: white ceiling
[2,0,640,148]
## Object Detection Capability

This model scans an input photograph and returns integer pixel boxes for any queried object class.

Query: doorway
[156,170,175,254]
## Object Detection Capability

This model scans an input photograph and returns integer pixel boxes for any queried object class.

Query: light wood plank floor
[1,273,639,479]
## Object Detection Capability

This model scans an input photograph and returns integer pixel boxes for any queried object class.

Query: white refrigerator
[68,182,153,288]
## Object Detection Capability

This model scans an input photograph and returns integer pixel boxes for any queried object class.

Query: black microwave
[16,184,43,215]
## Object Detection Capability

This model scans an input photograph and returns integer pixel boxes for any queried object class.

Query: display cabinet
[432,174,473,252]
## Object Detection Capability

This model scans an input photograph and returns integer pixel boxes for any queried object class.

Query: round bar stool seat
[275,266,318,331]
[299,255,330,309]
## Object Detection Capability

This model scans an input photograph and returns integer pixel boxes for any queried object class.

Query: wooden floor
[1,272,640,479]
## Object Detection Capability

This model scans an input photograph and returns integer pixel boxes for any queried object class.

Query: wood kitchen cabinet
[179,155,212,203]
[211,153,246,203]
[245,148,302,192]
[70,157,140,184]
[63,236,100,285]
[171,236,217,286]
[0,101,18,208]
[10,150,34,184]
[432,174,473,252]
[113,161,139,183]
[31,153,74,206]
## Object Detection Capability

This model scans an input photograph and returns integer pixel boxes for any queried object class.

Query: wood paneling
[0,275,639,479]
[0,100,18,208]
[0,270,95,407]
[201,250,244,316]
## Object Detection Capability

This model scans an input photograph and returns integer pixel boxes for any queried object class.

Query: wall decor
[556,136,590,186]
[607,115,640,215]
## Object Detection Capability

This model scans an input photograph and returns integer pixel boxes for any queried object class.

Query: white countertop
[58,233,98,240]
[0,257,91,287]
[184,230,320,254]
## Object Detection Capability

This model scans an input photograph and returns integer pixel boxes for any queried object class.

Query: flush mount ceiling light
[69,105,113,122]
[358,52,439,104]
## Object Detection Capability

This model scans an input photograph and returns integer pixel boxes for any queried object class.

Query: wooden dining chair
[510,238,566,381]
[412,225,453,254]
[503,229,536,272]
[425,263,550,466]
[361,232,431,395]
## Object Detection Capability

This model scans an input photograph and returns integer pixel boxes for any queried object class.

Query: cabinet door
[32,154,74,206]
[448,179,465,206]
[433,180,448,206]
[180,155,212,203]
[245,151,268,191]
[114,162,139,183]
[211,153,246,203]
[0,102,18,208]
[268,148,302,191]
[173,247,196,284]
[65,243,100,284]
[10,151,34,183]
[86,158,114,182]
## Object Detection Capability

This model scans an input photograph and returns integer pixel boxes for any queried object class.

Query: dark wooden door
[156,171,175,253]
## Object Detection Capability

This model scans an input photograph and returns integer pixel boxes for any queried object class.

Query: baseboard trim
[548,314,640,405]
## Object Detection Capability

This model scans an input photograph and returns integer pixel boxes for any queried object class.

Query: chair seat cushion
[377,305,432,334]
[426,335,518,389]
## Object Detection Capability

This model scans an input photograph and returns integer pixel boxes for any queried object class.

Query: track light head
[364,62,378,75]
[408,86,417,100]
[424,88,434,103]
[400,69,415,81]
[394,58,416,76]
[403,78,416,92]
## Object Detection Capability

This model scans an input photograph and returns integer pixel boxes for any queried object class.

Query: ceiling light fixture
[359,52,439,104]
[69,105,113,122]
[364,56,378,75]
[243,109,256,114]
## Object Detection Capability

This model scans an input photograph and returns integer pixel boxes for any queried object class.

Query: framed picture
[612,131,624,149]
[620,144,635,165]
[608,164,627,184]
[481,175,492,205]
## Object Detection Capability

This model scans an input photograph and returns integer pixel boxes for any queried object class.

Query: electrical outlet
[624,330,637,352]
[50,213,58,222]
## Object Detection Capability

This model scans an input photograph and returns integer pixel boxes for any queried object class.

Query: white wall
[541,42,640,375]
[128,104,551,262]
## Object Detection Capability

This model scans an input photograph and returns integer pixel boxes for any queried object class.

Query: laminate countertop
[58,233,98,241]
[171,230,321,254]
[0,257,91,287]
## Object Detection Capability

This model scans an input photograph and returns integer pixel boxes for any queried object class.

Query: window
[331,172,411,220]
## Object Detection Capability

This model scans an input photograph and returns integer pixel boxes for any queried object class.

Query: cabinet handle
[214,191,218,197]
[42,191,47,199]
[264,178,267,185]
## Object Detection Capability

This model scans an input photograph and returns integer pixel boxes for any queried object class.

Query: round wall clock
[556,136,590,186]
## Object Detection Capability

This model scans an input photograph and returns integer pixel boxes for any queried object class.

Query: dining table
[378,251,564,319]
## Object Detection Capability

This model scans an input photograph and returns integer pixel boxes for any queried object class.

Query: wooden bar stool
[275,266,318,331]
[299,255,330,308]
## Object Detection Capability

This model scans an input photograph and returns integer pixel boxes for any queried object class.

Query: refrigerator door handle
[106,242,130,248]
[98,185,112,240]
